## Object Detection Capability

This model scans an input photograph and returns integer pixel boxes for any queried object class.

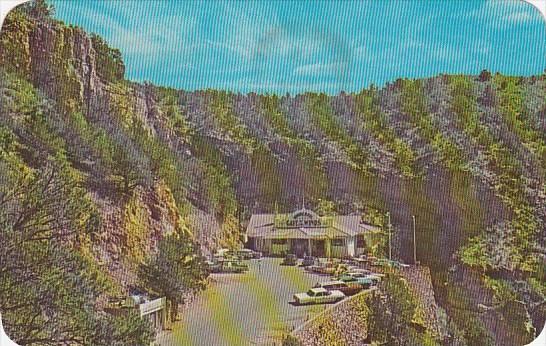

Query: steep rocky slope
[1,4,545,345]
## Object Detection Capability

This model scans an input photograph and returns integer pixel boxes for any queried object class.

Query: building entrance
[290,239,308,257]
[312,240,325,257]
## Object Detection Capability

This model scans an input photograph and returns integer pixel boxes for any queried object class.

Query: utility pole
[412,215,417,265]
[387,212,392,260]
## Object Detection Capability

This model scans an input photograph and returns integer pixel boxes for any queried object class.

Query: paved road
[157,258,331,346]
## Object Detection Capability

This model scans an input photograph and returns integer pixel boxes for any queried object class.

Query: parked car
[354,254,367,261]
[365,273,384,283]
[371,258,392,267]
[209,260,248,273]
[314,280,363,296]
[316,263,337,275]
[235,249,252,260]
[301,256,318,267]
[344,267,372,276]
[369,259,404,270]
[305,262,336,275]
[214,248,230,257]
[366,256,378,264]
[221,260,249,273]
[236,249,262,260]
[293,287,345,305]
[213,249,241,261]
[336,275,375,289]
[206,260,223,273]
[305,264,321,273]
[281,254,298,266]
[225,250,242,260]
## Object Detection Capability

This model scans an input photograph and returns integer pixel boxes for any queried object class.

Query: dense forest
[0,1,545,345]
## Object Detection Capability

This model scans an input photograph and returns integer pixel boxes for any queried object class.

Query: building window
[272,239,287,245]
[357,236,365,248]
[331,238,344,246]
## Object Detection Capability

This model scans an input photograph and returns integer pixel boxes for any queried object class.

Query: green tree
[0,152,153,345]
[92,312,154,346]
[21,0,54,20]
[139,234,209,322]
[354,89,418,176]
[479,69,492,82]
[315,199,337,216]
[107,129,153,194]
[282,334,303,346]
[367,275,439,345]
[91,34,125,81]
[307,93,370,172]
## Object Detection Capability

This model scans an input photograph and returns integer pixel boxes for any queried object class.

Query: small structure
[246,208,380,258]
[126,295,168,333]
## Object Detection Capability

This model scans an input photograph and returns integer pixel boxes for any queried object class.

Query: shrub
[139,234,208,322]
[91,34,125,82]
[282,334,303,346]
[307,93,370,173]
[354,89,417,176]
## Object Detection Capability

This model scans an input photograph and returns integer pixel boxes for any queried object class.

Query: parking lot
[157,257,333,346]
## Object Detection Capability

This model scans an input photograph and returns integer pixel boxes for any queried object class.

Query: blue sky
[51,0,545,94]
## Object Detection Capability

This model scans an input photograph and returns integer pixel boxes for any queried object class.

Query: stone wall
[399,266,447,339]
[292,290,372,346]
[292,266,446,346]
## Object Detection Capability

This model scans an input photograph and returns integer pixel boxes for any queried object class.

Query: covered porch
[252,227,357,258]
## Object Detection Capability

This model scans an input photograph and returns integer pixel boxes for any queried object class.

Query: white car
[345,270,372,278]
[365,273,384,283]
[341,271,384,284]
[293,287,345,305]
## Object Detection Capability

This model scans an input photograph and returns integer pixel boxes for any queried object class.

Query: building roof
[246,208,380,238]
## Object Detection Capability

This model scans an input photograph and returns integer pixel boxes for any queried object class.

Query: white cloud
[74,2,197,60]
[205,39,250,58]
[353,45,373,61]
[205,3,323,61]
[253,28,322,59]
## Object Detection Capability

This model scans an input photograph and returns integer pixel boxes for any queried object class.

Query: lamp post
[412,215,417,265]
[387,212,392,260]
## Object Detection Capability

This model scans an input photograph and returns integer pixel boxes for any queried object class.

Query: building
[138,296,168,332]
[245,208,380,258]
[128,295,168,333]
[105,294,169,336]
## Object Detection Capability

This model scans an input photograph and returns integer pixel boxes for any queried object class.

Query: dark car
[281,254,297,266]
[206,260,222,273]
[337,275,374,289]
[301,256,318,267]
